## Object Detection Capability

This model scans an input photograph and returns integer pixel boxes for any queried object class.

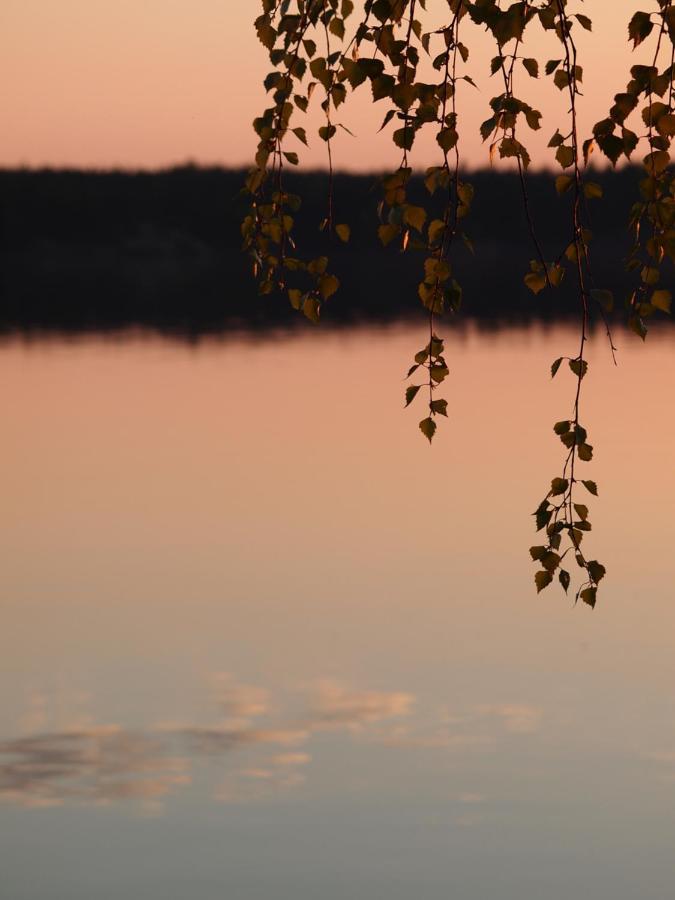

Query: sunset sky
[0,1,659,170]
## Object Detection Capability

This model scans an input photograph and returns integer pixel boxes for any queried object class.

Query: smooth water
[1,323,674,900]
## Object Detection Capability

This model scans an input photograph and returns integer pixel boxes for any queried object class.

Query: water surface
[2,323,674,899]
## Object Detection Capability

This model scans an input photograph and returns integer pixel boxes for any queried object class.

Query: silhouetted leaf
[588,560,606,584]
[628,11,654,48]
[523,58,539,78]
[550,358,563,379]
[550,478,569,496]
[535,570,553,593]
[419,417,437,442]
[580,586,597,608]
[569,358,588,379]
[405,384,421,407]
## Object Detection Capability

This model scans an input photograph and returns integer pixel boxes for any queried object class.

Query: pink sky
[0,1,658,171]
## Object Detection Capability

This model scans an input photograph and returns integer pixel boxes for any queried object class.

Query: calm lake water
[1,322,675,900]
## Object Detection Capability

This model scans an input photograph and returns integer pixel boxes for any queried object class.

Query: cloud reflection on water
[0,677,542,810]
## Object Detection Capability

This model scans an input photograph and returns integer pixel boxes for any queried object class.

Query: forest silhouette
[0,165,651,337]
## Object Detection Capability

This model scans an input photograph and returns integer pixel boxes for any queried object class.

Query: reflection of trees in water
[0,676,541,810]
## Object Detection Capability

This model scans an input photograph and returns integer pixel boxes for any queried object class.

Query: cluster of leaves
[593,3,675,339]
[532,358,605,608]
[244,0,675,606]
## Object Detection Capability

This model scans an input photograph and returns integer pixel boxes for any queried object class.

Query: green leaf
[582,480,598,496]
[405,384,422,407]
[419,417,437,443]
[535,570,553,593]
